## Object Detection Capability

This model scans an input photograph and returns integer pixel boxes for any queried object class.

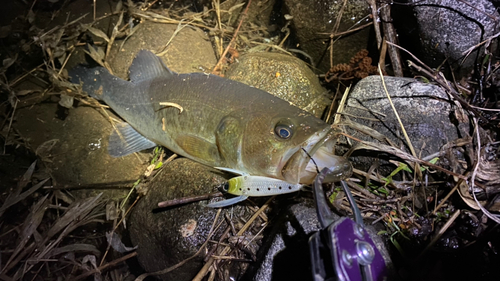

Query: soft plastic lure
[206,168,304,208]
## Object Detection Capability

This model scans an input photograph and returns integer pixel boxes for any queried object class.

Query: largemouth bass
[70,50,352,184]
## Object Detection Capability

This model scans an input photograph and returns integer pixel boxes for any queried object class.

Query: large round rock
[129,158,229,281]
[225,52,330,118]
[341,75,470,173]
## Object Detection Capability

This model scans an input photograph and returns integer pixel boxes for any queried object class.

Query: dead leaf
[27,10,35,24]
[0,25,11,38]
[16,89,38,96]
[106,231,137,253]
[458,180,485,210]
[2,53,18,70]
[115,0,123,13]
[106,201,119,221]
[36,139,60,158]
[84,44,105,67]
[86,26,110,43]
[48,244,101,258]
[59,93,74,108]
[82,255,99,271]
[3,195,49,269]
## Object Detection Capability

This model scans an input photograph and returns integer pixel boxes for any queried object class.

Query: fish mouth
[281,127,352,184]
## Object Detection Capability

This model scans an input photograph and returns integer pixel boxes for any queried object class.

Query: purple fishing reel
[309,168,387,281]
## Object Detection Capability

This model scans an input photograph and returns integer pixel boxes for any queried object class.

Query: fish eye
[274,120,294,139]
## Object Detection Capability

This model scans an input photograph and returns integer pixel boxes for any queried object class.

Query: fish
[69,50,352,186]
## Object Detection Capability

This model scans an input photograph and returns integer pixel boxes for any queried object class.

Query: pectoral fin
[206,195,249,208]
[108,122,157,157]
[176,134,220,163]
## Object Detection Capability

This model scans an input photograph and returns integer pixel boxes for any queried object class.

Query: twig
[10,63,44,86]
[329,0,348,68]
[212,0,252,74]
[386,41,489,123]
[157,19,195,56]
[58,46,75,76]
[135,209,223,281]
[380,3,403,76]
[325,84,340,123]
[352,168,400,190]
[342,132,468,180]
[73,251,138,281]
[158,192,223,208]
[192,196,275,281]
[105,12,124,62]
[346,180,377,199]
[99,196,141,267]
[377,64,421,179]
[2,99,18,155]
[317,22,373,38]
[333,86,350,125]
[416,209,460,261]
[379,38,387,74]
[462,31,500,59]
[470,105,500,112]
[367,0,382,49]
[470,117,500,224]
[432,177,466,215]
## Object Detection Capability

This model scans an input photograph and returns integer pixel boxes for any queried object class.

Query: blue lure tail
[206,195,249,208]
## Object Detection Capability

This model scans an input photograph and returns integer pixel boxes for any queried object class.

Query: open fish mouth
[281,127,352,184]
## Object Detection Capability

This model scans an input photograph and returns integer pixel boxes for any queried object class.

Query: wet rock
[14,103,145,198]
[409,0,499,69]
[129,158,249,281]
[340,75,470,174]
[67,20,218,78]
[219,0,275,28]
[225,52,330,118]
[282,0,371,72]
[108,21,217,77]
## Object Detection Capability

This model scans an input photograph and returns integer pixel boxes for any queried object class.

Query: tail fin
[69,66,129,100]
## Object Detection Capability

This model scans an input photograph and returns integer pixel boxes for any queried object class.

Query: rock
[67,21,218,79]
[340,75,470,174]
[107,21,217,77]
[409,0,499,70]
[241,197,393,281]
[15,103,145,198]
[128,158,251,281]
[218,0,275,28]
[17,19,219,196]
[225,52,330,118]
[282,0,371,72]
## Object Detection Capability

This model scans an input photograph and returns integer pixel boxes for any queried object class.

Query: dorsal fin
[128,50,174,83]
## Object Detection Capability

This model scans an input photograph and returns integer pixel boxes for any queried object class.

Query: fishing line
[301,147,320,174]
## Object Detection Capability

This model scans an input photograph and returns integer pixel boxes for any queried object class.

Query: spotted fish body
[70,50,352,186]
